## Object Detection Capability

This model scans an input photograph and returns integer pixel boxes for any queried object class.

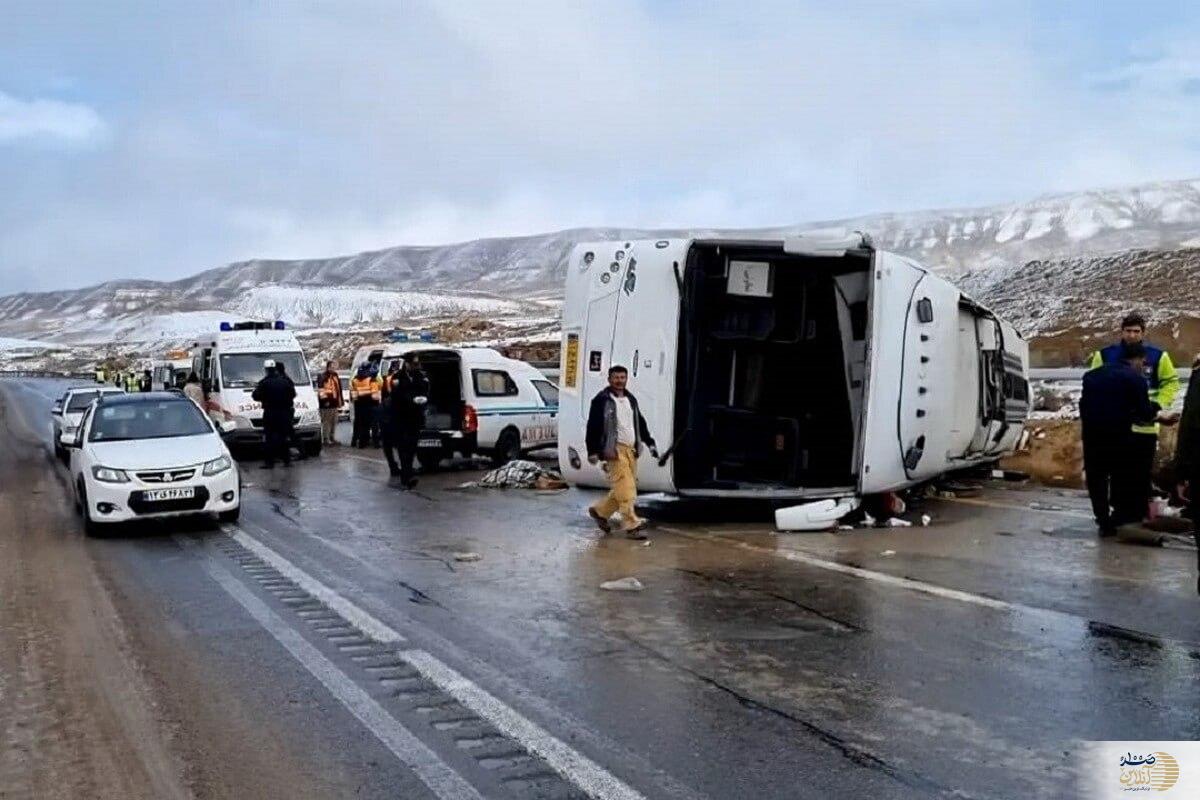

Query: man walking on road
[317,361,343,446]
[585,365,658,539]
[252,359,296,469]
[1088,313,1180,523]
[1173,357,1200,595]
[384,354,429,488]
[1080,342,1163,536]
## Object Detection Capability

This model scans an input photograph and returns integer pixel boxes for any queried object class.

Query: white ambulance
[348,341,558,468]
[557,234,1029,501]
[191,321,322,455]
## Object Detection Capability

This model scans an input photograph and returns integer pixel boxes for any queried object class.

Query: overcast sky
[3,0,1200,294]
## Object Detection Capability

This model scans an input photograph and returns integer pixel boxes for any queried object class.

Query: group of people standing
[1079,312,1200,592]
[1080,313,1179,535]
[313,355,430,488]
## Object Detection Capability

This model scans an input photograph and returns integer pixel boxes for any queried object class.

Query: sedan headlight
[92,466,130,483]
[202,455,232,476]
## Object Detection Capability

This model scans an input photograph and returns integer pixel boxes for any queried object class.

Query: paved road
[2,377,1198,800]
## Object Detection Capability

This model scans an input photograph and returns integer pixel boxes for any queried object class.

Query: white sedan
[66,392,241,536]
[51,385,125,460]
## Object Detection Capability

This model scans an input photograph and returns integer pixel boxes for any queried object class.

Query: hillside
[961,247,1200,366]
[3,176,1200,349]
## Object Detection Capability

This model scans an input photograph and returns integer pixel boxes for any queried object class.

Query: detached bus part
[556,234,1029,502]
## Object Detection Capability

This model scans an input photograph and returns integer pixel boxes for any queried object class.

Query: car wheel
[491,428,522,467]
[218,505,241,524]
[78,486,106,537]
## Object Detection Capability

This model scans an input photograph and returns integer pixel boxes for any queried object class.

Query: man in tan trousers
[585,365,658,539]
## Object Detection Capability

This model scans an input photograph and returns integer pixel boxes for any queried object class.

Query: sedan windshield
[219,352,311,389]
[89,400,213,442]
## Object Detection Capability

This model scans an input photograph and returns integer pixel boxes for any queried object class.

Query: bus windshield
[219,352,311,389]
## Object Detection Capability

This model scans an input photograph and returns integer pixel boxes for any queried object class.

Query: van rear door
[606,240,687,492]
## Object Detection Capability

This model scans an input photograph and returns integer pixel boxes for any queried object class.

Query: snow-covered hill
[231,286,536,328]
[3,176,1200,346]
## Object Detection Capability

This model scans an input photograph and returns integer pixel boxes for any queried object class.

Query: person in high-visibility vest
[349,365,381,448]
[95,367,106,384]
[1086,313,1180,525]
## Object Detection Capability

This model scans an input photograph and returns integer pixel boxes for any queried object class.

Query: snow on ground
[0,336,63,351]
[231,286,531,327]
[50,311,252,346]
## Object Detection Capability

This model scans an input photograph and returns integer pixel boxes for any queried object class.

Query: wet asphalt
[2,376,1198,800]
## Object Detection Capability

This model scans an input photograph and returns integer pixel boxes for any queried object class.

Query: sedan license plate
[418,438,441,449]
[142,487,195,502]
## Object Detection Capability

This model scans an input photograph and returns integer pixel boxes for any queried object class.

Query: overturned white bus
[556,233,1029,501]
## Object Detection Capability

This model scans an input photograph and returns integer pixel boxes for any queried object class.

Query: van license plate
[418,438,441,448]
[143,487,195,501]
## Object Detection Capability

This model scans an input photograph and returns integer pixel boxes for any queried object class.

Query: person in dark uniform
[1080,342,1162,536]
[1173,355,1200,595]
[384,353,430,489]
[274,361,307,460]
[252,359,296,469]
[379,360,403,477]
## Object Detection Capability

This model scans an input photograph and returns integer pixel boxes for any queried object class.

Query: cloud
[2,1,1200,293]
[0,90,106,145]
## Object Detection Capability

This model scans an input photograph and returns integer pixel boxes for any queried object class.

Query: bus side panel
[607,241,686,493]
[558,243,621,487]
[859,254,926,494]
[897,272,968,482]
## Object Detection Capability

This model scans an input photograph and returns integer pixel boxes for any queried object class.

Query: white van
[151,350,193,391]
[191,321,322,455]
[349,342,558,468]
[557,234,1029,501]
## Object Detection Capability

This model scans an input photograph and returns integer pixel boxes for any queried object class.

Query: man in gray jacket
[585,365,658,538]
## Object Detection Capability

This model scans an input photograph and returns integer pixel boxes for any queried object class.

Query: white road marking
[941,495,1093,520]
[400,649,646,800]
[220,524,649,800]
[176,535,485,800]
[228,526,403,643]
[340,451,386,465]
[660,526,1013,611]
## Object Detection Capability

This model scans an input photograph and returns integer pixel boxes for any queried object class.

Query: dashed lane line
[174,534,486,800]
[220,524,649,800]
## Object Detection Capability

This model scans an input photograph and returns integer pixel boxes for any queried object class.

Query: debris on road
[880,550,896,557]
[453,552,482,562]
[884,517,912,528]
[774,497,860,531]
[1029,501,1064,511]
[920,514,932,527]
[600,577,644,592]
[1115,524,1165,547]
[463,460,568,490]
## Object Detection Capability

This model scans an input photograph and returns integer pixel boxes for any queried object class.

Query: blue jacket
[1080,362,1159,434]
[1098,343,1164,388]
